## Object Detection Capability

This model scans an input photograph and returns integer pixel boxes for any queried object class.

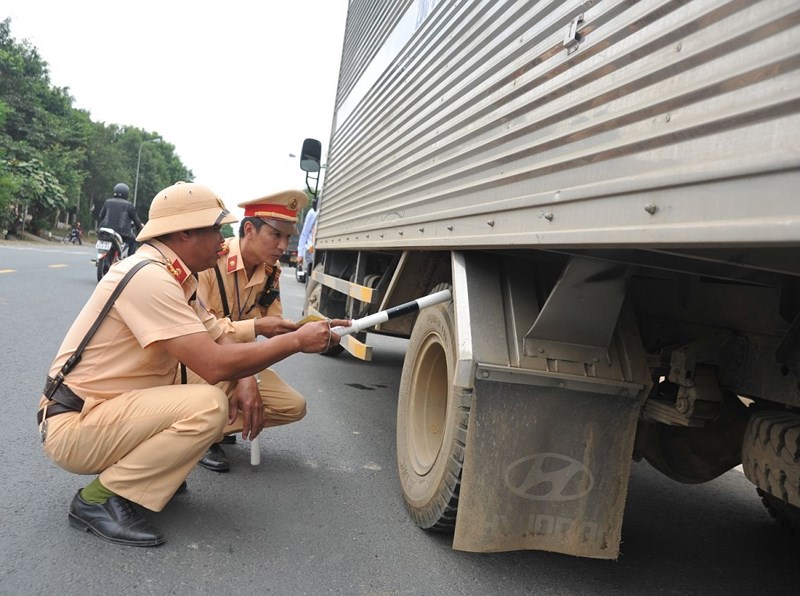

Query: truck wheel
[742,410,800,535]
[397,288,470,532]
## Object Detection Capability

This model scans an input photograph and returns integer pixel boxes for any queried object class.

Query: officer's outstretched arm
[159,318,350,385]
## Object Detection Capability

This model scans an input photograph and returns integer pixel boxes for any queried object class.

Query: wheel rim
[407,333,448,476]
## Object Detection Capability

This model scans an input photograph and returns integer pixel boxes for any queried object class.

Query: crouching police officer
[37,181,349,547]
[192,190,309,472]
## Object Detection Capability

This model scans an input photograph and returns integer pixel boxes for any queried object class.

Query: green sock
[80,478,116,504]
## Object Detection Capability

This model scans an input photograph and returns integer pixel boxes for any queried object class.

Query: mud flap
[453,377,642,559]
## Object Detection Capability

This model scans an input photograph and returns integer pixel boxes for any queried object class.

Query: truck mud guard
[450,252,650,558]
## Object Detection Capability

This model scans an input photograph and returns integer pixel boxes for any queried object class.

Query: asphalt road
[1,239,798,595]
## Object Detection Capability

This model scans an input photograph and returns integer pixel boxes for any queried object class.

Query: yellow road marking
[0,269,15,274]
[48,264,68,268]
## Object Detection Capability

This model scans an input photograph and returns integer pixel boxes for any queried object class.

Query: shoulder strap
[214,264,231,318]
[43,259,156,398]
[253,265,280,311]
[265,265,278,290]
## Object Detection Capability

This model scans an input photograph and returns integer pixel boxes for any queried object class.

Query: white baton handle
[250,434,261,465]
[331,289,452,336]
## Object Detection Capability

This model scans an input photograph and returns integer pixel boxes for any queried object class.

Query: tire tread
[742,410,800,535]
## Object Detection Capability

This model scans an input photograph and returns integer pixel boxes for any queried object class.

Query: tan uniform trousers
[182,367,307,434]
[43,384,227,512]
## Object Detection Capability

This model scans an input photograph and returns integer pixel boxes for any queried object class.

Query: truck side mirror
[300,138,322,173]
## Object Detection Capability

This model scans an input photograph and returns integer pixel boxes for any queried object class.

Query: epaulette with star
[167,259,188,284]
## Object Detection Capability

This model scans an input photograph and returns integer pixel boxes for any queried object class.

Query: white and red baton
[331,289,452,336]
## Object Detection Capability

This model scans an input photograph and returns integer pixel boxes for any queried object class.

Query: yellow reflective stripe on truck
[305,304,373,361]
[310,270,377,304]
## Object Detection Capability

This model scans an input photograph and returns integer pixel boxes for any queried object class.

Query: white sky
[2,0,348,218]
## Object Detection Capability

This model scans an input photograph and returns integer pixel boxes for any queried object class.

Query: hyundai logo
[504,453,594,501]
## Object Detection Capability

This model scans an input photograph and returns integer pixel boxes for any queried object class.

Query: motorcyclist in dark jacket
[97,183,143,255]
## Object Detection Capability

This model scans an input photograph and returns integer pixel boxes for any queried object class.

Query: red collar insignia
[226,255,239,274]
[169,259,188,284]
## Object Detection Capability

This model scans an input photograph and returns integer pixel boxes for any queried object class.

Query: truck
[299,0,800,559]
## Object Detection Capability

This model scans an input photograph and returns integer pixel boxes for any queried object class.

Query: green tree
[7,158,68,231]
[1,19,72,232]
[1,18,195,236]
[0,160,20,235]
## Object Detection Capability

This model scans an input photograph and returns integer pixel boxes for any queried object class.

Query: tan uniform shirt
[197,236,283,341]
[41,241,222,415]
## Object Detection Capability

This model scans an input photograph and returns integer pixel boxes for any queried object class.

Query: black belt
[38,377,85,428]
[37,403,80,425]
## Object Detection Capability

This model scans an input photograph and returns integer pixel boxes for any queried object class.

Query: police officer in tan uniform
[192,190,308,471]
[38,181,349,547]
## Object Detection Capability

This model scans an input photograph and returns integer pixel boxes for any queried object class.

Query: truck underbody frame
[305,244,800,555]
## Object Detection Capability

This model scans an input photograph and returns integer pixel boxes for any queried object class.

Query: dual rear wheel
[742,410,800,535]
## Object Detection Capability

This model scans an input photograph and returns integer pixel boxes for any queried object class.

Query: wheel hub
[407,334,448,476]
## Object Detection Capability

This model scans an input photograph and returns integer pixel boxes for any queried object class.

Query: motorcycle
[62,227,82,245]
[95,227,129,282]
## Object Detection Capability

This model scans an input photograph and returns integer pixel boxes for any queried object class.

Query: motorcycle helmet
[113,182,130,199]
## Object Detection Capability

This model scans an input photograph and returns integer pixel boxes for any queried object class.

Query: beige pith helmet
[136,181,238,241]
[238,189,308,235]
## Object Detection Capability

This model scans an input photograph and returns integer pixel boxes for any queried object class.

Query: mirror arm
[306,170,320,199]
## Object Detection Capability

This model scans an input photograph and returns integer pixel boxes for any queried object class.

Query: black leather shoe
[68,491,165,547]
[176,480,188,494]
[221,434,237,445]
[198,443,230,472]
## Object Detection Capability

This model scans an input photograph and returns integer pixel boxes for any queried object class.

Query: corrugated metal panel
[336,0,412,108]
[318,0,800,251]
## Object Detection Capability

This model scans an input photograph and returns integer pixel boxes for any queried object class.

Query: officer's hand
[295,319,352,353]
[229,376,263,441]
[255,316,299,338]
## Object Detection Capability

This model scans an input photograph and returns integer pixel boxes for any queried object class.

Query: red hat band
[244,203,297,221]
